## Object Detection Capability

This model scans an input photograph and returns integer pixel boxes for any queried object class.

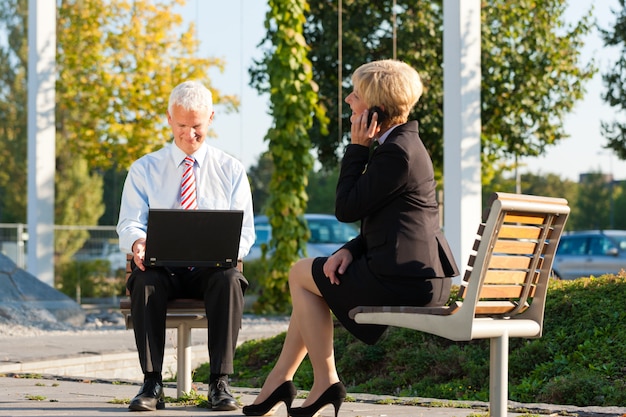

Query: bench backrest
[452,192,569,325]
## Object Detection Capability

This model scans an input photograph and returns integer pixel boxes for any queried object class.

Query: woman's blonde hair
[352,59,423,126]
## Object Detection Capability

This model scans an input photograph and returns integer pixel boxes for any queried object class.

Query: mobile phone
[366,106,386,128]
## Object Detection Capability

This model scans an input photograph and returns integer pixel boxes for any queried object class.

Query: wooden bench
[119,257,242,397]
[349,192,570,417]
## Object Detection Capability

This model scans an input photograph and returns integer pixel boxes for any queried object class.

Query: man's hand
[132,238,147,271]
[322,248,353,285]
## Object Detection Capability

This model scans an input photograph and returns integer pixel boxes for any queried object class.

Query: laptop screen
[144,209,243,268]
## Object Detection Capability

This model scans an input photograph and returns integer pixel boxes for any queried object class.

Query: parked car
[552,230,626,280]
[246,214,359,261]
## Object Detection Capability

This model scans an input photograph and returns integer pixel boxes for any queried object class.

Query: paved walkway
[0,374,492,417]
[2,319,626,416]
[3,373,626,417]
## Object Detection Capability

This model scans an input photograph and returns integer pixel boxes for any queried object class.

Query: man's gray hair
[168,81,213,113]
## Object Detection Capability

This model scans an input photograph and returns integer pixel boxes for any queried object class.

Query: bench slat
[488,255,540,269]
[484,269,536,284]
[478,284,537,299]
[498,224,543,239]
[493,239,538,254]
[503,212,549,225]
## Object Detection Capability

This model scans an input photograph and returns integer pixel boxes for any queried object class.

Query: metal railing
[0,223,121,270]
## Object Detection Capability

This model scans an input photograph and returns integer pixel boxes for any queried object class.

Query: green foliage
[480,0,594,180]
[482,172,587,231]
[55,259,125,299]
[248,151,339,216]
[519,173,579,205]
[195,332,314,388]
[479,171,626,232]
[599,0,626,160]
[240,258,266,294]
[301,0,444,173]
[0,0,235,226]
[251,0,329,313]
[609,182,624,229]
[570,172,622,230]
[56,0,238,172]
[226,274,626,407]
[306,168,340,214]
[54,157,106,262]
[0,0,28,223]
[297,0,594,184]
[248,152,274,215]
[0,0,105,239]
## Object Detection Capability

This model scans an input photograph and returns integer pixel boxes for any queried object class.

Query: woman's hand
[350,108,379,147]
[322,248,353,285]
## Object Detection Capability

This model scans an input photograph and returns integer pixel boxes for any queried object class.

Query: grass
[25,395,47,401]
[194,272,626,407]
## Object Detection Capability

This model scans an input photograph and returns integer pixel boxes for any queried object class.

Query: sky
[177,0,626,182]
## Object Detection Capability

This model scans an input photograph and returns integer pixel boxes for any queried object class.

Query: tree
[56,0,238,172]
[298,0,594,183]
[0,0,29,223]
[481,171,579,226]
[248,151,274,215]
[301,1,443,172]
[570,172,613,230]
[54,156,105,263]
[250,0,329,313]
[0,0,237,273]
[0,0,106,271]
[611,182,626,229]
[480,1,594,179]
[600,0,626,160]
[518,173,578,205]
[248,151,339,216]
[306,167,339,214]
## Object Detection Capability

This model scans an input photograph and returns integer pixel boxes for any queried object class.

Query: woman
[243,59,459,417]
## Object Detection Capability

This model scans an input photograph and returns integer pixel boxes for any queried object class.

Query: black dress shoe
[129,378,165,411]
[209,375,238,411]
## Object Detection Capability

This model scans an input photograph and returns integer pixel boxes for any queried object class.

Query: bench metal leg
[490,333,509,417]
[177,323,193,398]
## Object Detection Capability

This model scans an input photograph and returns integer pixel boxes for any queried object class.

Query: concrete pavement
[3,373,626,417]
[0,374,489,417]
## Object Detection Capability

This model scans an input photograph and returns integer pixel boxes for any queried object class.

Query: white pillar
[443,0,482,281]
[27,0,56,286]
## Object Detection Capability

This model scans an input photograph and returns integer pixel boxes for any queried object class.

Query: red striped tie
[181,156,198,210]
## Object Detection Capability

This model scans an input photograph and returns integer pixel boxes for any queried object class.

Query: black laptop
[144,209,243,268]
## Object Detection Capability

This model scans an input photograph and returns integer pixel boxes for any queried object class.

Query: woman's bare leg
[249,310,308,404]
[249,258,339,406]
[288,258,340,406]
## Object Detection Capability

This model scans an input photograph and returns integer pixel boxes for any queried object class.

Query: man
[117,80,255,411]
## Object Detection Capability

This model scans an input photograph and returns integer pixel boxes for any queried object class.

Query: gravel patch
[0,304,289,339]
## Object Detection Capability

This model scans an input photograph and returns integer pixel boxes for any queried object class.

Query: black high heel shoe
[289,382,346,417]
[242,380,297,416]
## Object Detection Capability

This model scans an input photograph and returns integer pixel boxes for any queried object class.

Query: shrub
[55,259,125,299]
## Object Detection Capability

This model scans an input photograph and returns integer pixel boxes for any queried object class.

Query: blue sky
[179,0,626,182]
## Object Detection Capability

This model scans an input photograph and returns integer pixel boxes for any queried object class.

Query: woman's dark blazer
[335,121,459,279]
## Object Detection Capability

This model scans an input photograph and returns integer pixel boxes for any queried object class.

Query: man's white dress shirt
[117,140,255,260]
